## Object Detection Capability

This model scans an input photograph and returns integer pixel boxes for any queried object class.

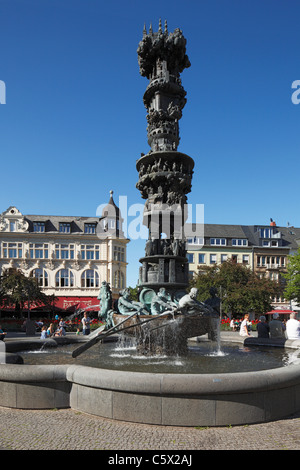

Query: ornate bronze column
[136,20,194,293]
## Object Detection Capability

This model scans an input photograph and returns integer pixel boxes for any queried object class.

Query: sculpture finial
[164,20,168,34]
[143,23,147,37]
[158,18,162,33]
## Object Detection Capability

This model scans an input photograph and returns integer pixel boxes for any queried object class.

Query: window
[113,246,125,262]
[81,244,100,260]
[29,243,48,259]
[55,244,74,259]
[210,238,226,246]
[221,254,227,263]
[259,227,278,239]
[257,256,266,267]
[113,270,125,289]
[3,243,23,258]
[55,269,74,287]
[84,223,97,234]
[243,255,249,264]
[232,239,248,246]
[10,221,16,232]
[187,237,204,245]
[59,223,71,233]
[187,253,194,263]
[81,269,99,288]
[8,243,17,258]
[210,254,217,264]
[198,254,205,264]
[31,268,48,287]
[33,222,45,233]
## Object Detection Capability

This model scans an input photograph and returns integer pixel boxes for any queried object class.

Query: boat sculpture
[113,287,219,355]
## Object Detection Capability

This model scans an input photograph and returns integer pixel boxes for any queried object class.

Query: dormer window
[33,222,45,233]
[232,239,248,246]
[84,223,97,234]
[59,223,71,233]
[210,238,226,246]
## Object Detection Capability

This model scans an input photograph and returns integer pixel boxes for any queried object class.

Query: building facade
[187,221,300,310]
[0,192,129,315]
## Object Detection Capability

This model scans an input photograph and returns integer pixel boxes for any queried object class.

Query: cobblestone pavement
[0,406,299,451]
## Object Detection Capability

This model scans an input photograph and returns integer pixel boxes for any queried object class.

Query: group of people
[39,312,92,339]
[40,318,66,339]
[235,312,300,340]
[256,312,300,340]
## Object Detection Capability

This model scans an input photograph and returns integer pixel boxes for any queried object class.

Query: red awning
[0,296,99,312]
[54,296,99,312]
[265,309,296,315]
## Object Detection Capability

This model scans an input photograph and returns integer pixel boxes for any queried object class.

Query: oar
[72,311,139,358]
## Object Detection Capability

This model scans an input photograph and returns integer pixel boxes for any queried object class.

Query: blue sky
[1,0,300,287]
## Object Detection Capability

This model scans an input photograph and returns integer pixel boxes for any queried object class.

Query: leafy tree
[128,286,139,301]
[283,247,300,307]
[190,260,281,316]
[0,268,52,316]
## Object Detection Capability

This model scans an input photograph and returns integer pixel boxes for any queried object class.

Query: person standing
[82,312,91,335]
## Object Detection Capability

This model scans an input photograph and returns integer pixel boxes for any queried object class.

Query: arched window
[81,269,99,288]
[113,270,125,289]
[31,268,48,287]
[55,269,74,288]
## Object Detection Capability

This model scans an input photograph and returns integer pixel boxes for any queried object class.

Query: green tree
[0,268,52,316]
[283,247,300,307]
[191,260,281,316]
[128,286,139,301]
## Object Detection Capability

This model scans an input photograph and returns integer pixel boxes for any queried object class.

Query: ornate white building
[0,192,129,314]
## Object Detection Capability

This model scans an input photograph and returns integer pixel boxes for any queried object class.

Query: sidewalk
[0,405,299,451]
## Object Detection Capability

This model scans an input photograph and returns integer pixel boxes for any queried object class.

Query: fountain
[1,21,300,427]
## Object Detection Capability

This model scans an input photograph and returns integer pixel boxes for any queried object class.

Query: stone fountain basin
[0,335,300,426]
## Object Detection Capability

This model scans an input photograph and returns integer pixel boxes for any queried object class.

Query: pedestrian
[269,312,285,339]
[286,313,300,340]
[82,312,91,335]
[239,314,251,337]
[257,315,269,338]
